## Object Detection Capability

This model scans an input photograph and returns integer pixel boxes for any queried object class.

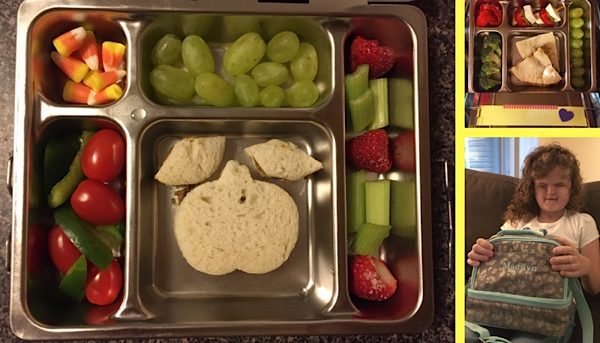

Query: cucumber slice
[389,78,414,129]
[348,88,375,132]
[352,223,392,256]
[53,205,113,270]
[345,64,369,101]
[390,180,417,239]
[367,78,389,130]
[47,131,94,208]
[59,255,87,301]
[347,170,367,234]
[365,179,391,226]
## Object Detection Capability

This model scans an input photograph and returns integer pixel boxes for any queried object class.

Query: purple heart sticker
[559,109,574,122]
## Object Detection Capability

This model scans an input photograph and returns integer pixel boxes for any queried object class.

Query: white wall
[539,138,600,183]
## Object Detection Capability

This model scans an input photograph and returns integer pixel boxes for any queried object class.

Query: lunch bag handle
[570,278,593,343]
[464,321,511,343]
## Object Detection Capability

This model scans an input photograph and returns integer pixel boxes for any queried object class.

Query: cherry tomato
[85,259,122,306]
[82,129,125,182]
[27,224,50,277]
[538,10,555,27]
[48,225,82,274]
[514,8,529,26]
[71,179,124,225]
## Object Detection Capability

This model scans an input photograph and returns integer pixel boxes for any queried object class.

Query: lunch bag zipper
[466,288,573,309]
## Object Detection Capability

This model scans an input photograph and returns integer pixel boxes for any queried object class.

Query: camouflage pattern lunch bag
[465,230,593,343]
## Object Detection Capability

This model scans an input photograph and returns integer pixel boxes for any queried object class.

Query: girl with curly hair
[466,143,600,342]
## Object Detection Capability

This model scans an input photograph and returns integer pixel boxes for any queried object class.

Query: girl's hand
[467,238,494,267]
[550,237,591,278]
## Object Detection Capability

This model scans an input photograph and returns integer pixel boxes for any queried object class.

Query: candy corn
[51,51,90,83]
[82,70,126,93]
[53,27,87,57]
[88,84,123,105]
[102,41,126,72]
[78,30,99,70]
[63,80,95,104]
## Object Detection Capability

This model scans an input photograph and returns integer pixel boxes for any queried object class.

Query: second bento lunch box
[467,0,597,93]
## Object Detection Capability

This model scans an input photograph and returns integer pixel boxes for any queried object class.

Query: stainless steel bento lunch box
[9,0,432,339]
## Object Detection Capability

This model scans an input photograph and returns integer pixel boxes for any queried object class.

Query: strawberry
[349,255,397,301]
[349,36,395,79]
[346,129,392,173]
[390,130,416,172]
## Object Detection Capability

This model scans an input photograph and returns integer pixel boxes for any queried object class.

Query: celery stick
[389,78,414,129]
[365,179,391,226]
[345,64,369,100]
[347,170,367,234]
[390,180,417,239]
[348,88,374,132]
[367,78,389,130]
[352,223,392,256]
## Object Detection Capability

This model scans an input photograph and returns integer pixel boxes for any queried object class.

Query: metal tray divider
[112,17,156,321]
[315,22,357,316]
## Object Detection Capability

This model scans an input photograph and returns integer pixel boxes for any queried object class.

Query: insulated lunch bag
[465,230,593,342]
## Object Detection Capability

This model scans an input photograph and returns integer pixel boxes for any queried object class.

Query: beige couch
[465,169,600,343]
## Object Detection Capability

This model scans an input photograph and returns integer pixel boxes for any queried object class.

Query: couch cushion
[583,181,600,227]
[465,169,518,276]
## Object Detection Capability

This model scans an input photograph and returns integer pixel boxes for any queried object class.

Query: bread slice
[174,160,299,275]
[515,32,560,72]
[155,136,226,186]
[510,48,562,87]
[245,139,323,181]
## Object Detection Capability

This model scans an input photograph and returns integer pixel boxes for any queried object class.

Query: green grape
[151,34,182,67]
[570,28,584,39]
[232,74,260,108]
[290,42,318,82]
[570,38,583,49]
[569,7,584,18]
[182,35,215,77]
[286,81,319,108]
[571,67,586,77]
[584,29,591,38]
[150,65,195,101]
[570,48,584,58]
[571,76,585,88]
[194,73,235,107]
[266,31,300,63]
[570,17,585,29]
[251,62,289,87]
[571,57,585,67]
[223,32,266,76]
[259,85,286,108]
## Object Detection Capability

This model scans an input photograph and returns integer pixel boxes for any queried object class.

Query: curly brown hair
[503,143,584,224]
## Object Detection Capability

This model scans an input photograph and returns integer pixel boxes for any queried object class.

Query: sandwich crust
[155,136,226,186]
[245,139,323,181]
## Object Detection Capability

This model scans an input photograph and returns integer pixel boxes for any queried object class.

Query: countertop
[0,0,455,341]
